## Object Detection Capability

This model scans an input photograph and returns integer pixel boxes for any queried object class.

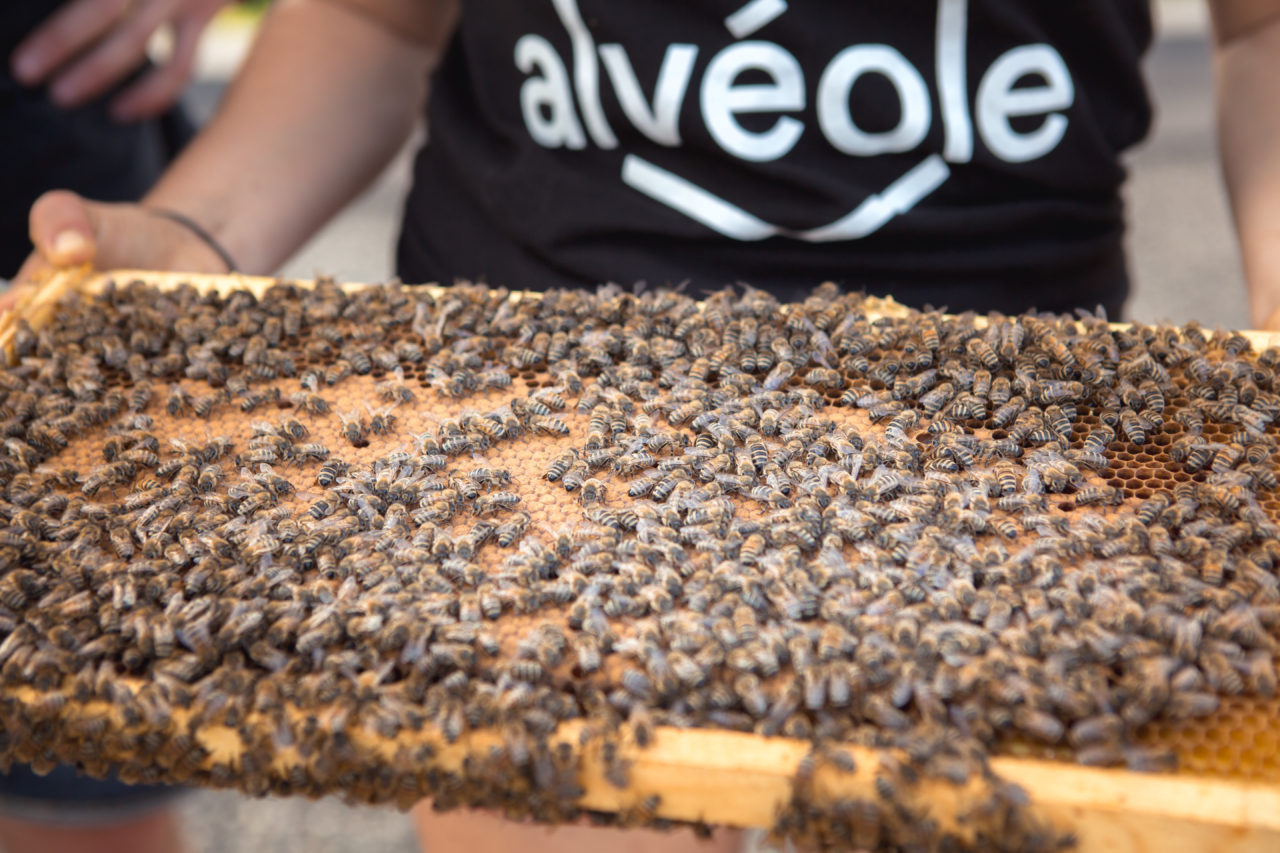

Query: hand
[9,0,233,121]
[1,190,231,311]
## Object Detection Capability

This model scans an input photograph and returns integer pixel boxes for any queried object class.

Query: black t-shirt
[0,1,192,276]
[399,0,1153,315]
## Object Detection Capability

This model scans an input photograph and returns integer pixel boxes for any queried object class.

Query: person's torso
[400,0,1154,313]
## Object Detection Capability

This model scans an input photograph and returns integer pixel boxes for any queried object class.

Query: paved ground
[156,6,1254,852]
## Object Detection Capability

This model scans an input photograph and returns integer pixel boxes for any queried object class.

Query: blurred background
[164,0,1240,850]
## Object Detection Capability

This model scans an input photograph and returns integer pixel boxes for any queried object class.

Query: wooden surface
[74,268,1280,349]
[5,266,1280,851]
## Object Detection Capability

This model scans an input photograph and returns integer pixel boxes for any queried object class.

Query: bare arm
[10,0,457,295]
[147,0,457,274]
[1210,0,1280,328]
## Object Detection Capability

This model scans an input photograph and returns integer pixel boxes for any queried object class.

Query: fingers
[12,0,229,114]
[29,191,99,268]
[40,0,180,109]
[109,11,205,121]
[9,0,132,88]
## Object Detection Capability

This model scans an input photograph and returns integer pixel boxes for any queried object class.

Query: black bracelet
[146,207,239,274]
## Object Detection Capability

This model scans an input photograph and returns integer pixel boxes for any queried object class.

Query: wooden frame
[3,267,1280,851]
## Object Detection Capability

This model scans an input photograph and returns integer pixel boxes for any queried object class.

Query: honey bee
[322,359,353,386]
[468,491,517,516]
[468,467,511,489]
[290,389,329,416]
[375,368,416,404]
[338,410,368,446]
[991,396,1026,428]
[1119,408,1146,444]
[1072,485,1122,506]
[366,406,396,434]
[195,464,221,493]
[166,384,190,416]
[295,443,330,461]
[495,512,531,546]
[235,388,276,413]
[966,337,999,370]
[530,415,570,436]
[105,525,135,559]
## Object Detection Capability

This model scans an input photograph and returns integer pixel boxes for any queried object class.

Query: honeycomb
[0,277,1279,850]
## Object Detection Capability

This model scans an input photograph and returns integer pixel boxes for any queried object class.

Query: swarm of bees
[0,277,1278,851]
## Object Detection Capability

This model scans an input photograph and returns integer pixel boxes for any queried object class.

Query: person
[6,0,1280,849]
[0,1,231,851]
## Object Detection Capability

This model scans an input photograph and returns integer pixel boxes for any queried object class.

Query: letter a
[516,34,587,149]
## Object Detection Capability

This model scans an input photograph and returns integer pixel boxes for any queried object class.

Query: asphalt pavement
[164,8,1245,853]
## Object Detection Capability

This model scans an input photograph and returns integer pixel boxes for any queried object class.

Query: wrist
[145,207,239,273]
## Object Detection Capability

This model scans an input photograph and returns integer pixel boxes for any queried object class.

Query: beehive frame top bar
[76,268,1280,348]
[4,268,1280,852]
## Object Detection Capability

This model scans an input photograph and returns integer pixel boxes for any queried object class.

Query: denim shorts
[0,763,183,826]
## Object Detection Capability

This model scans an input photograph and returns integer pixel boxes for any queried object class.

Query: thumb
[29,189,99,267]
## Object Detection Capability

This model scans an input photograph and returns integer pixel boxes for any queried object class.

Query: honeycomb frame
[1,269,1279,851]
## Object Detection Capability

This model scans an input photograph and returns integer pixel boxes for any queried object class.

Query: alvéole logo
[515,0,1075,241]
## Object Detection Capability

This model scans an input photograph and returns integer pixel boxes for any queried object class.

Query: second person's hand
[9,0,232,121]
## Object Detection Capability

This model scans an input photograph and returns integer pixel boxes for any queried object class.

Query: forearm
[145,0,454,274]
[1214,10,1280,326]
